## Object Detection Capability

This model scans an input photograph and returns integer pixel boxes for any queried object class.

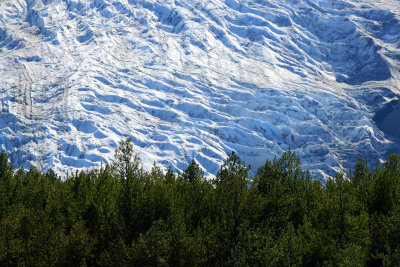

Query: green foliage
[113,137,141,179]
[254,150,311,231]
[2,141,400,266]
[182,159,204,183]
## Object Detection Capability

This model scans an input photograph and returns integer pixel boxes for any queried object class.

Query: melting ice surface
[0,0,400,180]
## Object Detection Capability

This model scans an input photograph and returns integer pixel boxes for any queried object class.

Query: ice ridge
[0,0,400,180]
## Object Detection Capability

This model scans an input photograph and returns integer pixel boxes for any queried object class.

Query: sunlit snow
[1,0,400,180]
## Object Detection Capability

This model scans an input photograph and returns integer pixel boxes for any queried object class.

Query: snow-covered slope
[1,0,400,179]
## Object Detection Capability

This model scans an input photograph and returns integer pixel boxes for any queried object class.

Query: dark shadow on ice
[373,99,400,138]
[76,29,94,43]
[293,9,392,85]
[0,28,22,50]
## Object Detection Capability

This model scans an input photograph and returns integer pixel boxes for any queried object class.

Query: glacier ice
[0,0,400,180]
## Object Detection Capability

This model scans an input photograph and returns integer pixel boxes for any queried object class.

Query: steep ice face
[0,0,399,179]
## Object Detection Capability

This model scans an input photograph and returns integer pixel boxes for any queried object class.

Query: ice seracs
[0,0,399,180]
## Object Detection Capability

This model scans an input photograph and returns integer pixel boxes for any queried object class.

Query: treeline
[1,138,400,266]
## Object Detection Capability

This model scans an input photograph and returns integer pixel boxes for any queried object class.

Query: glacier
[0,0,400,180]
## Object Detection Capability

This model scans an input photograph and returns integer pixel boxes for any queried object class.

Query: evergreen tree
[1,146,400,265]
[182,159,204,183]
[113,137,141,180]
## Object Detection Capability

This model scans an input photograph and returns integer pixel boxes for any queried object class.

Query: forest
[1,138,400,266]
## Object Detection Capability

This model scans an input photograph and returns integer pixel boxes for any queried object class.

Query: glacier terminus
[0,0,400,180]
